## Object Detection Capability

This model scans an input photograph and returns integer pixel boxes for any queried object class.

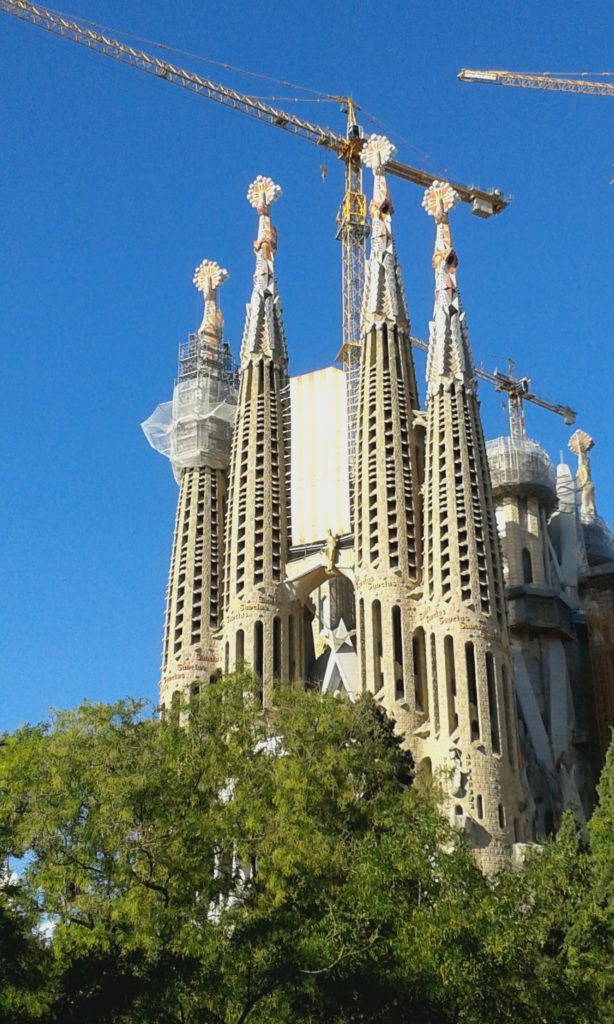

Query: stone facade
[146,145,613,871]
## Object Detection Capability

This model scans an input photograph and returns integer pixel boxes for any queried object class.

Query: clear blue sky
[1,0,612,730]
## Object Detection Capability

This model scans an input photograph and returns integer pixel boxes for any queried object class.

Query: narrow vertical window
[412,627,428,714]
[476,794,484,820]
[359,599,366,692]
[465,641,480,741]
[522,547,533,585]
[372,600,383,693]
[236,629,244,666]
[486,653,501,754]
[273,616,281,678]
[288,615,295,681]
[430,633,440,733]
[253,621,263,679]
[392,605,404,699]
[444,635,457,734]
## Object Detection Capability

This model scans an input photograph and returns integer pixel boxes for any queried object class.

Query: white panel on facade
[290,367,350,546]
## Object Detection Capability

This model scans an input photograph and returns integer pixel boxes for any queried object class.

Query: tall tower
[420,181,526,870]
[353,135,424,723]
[142,260,237,709]
[223,177,292,696]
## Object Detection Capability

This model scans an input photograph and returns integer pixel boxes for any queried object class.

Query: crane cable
[30,3,341,101]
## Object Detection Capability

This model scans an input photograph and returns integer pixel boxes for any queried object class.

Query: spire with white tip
[240,175,287,367]
[422,180,474,393]
[361,134,408,327]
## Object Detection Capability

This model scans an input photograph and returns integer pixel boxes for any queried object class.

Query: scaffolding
[142,333,238,482]
[486,436,556,504]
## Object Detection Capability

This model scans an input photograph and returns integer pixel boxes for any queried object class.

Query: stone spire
[422,181,473,390]
[223,177,294,698]
[361,134,409,329]
[353,134,423,722]
[419,182,527,871]
[155,258,235,708]
[240,176,287,368]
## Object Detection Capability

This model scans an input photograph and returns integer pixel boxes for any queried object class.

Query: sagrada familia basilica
[143,136,614,872]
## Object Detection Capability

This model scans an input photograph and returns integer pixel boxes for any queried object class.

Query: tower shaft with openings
[222,178,294,698]
[353,136,424,725]
[418,182,526,871]
[142,262,237,707]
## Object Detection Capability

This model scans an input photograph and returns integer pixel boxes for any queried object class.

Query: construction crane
[410,340,576,442]
[458,68,614,98]
[0,0,509,473]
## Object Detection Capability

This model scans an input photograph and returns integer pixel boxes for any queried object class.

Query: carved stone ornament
[322,528,339,575]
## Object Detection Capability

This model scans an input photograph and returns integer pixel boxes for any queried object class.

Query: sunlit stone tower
[142,261,237,707]
[353,135,424,724]
[418,182,527,870]
[222,177,292,696]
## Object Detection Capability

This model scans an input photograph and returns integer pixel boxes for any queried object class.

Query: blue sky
[1,0,612,730]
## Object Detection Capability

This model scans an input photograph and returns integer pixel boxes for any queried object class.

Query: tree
[0,880,51,1023]
[0,677,612,1023]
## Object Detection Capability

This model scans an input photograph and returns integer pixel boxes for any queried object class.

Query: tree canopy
[0,676,612,1023]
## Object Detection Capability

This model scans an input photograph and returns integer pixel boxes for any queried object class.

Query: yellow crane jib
[459,68,614,98]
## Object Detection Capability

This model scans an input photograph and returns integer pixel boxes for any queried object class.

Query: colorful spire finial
[192,259,229,342]
[247,175,282,293]
[422,180,459,273]
[569,429,596,520]
[362,134,396,255]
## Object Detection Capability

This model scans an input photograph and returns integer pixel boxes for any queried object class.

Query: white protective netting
[142,337,238,481]
[486,436,556,498]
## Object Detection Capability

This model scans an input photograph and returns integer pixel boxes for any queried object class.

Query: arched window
[392,605,404,700]
[412,627,428,714]
[372,600,383,693]
[465,641,480,740]
[444,635,457,734]
[522,547,533,585]
[359,599,366,692]
[236,629,244,666]
[253,621,263,679]
[486,653,501,754]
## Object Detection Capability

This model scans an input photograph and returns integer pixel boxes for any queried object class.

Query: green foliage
[0,882,51,1024]
[0,678,612,1023]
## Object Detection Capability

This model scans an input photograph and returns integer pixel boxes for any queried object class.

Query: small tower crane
[410,340,576,442]
[0,0,509,472]
[458,68,614,98]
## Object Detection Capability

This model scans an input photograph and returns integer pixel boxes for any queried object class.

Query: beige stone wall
[160,464,226,709]
[496,495,551,588]
[223,355,291,702]
[420,383,527,872]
